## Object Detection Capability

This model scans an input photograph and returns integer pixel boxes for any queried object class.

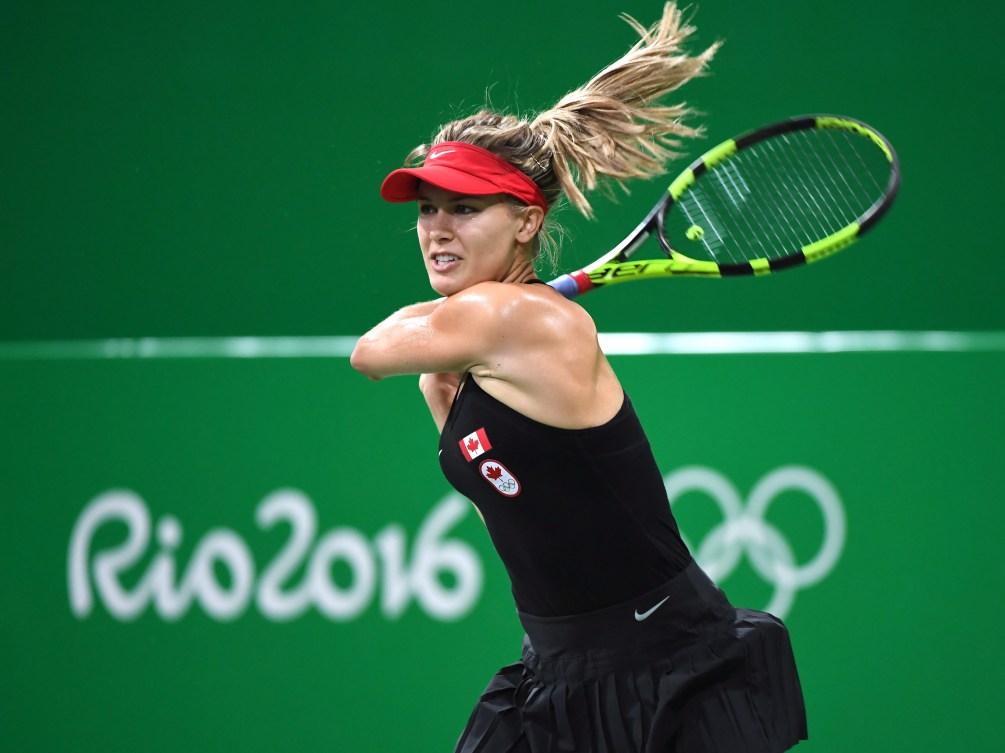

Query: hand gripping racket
[547,115,900,299]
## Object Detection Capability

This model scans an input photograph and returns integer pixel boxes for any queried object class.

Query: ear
[515,205,546,244]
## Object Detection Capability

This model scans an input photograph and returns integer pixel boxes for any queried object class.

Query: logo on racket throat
[479,460,521,498]
[459,428,492,461]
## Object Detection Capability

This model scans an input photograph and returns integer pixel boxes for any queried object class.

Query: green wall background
[3,1,1004,752]
[3,352,1003,752]
[2,0,1003,338]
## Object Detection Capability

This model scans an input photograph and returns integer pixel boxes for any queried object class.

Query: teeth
[434,254,458,263]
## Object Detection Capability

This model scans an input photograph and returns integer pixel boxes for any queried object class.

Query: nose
[426,209,454,242]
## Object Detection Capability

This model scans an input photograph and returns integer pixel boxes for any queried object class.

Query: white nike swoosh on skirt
[634,595,671,622]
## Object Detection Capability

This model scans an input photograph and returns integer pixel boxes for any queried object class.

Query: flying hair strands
[531,2,720,218]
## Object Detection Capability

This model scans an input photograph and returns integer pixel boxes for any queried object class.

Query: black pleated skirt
[455,561,807,753]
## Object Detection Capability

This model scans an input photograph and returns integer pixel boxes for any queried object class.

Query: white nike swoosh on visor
[634,595,670,622]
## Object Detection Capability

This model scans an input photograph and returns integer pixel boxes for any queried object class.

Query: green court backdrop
[2,1,1004,752]
[2,349,1003,752]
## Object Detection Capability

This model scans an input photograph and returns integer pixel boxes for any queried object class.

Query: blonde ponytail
[405,2,719,265]
[532,3,720,217]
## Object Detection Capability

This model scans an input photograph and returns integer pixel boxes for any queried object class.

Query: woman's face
[415,182,534,296]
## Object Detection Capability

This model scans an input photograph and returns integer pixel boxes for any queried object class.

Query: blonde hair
[404,2,719,267]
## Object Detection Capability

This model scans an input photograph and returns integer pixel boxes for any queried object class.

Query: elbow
[349,339,373,378]
[350,338,380,380]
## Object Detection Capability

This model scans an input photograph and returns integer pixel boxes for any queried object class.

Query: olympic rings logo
[665,466,846,618]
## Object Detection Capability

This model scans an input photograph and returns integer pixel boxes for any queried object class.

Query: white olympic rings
[664,465,846,618]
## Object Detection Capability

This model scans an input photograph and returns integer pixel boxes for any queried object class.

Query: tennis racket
[547,115,900,299]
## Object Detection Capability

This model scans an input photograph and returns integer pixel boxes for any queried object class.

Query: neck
[499,255,538,285]
[496,246,538,285]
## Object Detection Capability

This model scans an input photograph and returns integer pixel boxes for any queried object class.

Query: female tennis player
[351,4,807,751]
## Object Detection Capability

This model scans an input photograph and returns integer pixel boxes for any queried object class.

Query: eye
[417,203,436,216]
[454,203,478,215]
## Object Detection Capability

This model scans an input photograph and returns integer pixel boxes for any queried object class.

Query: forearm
[350,299,446,379]
[351,286,502,381]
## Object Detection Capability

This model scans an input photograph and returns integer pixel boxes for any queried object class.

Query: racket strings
[814,131,880,217]
[714,148,802,262]
[748,144,823,253]
[741,134,846,252]
[766,135,844,241]
[779,140,835,227]
[666,128,890,264]
[787,129,881,232]
[699,162,774,263]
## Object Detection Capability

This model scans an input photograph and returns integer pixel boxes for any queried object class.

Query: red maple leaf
[466,437,480,452]
[484,465,503,480]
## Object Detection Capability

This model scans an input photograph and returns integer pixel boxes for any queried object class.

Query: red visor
[380,141,548,211]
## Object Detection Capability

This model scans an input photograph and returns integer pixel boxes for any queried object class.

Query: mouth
[430,253,460,272]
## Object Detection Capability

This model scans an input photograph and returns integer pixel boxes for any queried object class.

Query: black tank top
[439,375,692,616]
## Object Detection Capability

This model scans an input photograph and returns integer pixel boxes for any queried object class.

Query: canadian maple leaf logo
[478,459,520,497]
[460,428,492,461]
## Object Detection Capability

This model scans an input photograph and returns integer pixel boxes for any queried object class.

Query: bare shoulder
[443,281,597,343]
[451,282,621,429]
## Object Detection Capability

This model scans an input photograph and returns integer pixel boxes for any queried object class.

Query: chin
[428,275,459,297]
[429,269,483,296]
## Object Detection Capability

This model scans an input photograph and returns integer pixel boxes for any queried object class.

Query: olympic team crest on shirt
[459,427,492,461]
[479,460,521,498]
